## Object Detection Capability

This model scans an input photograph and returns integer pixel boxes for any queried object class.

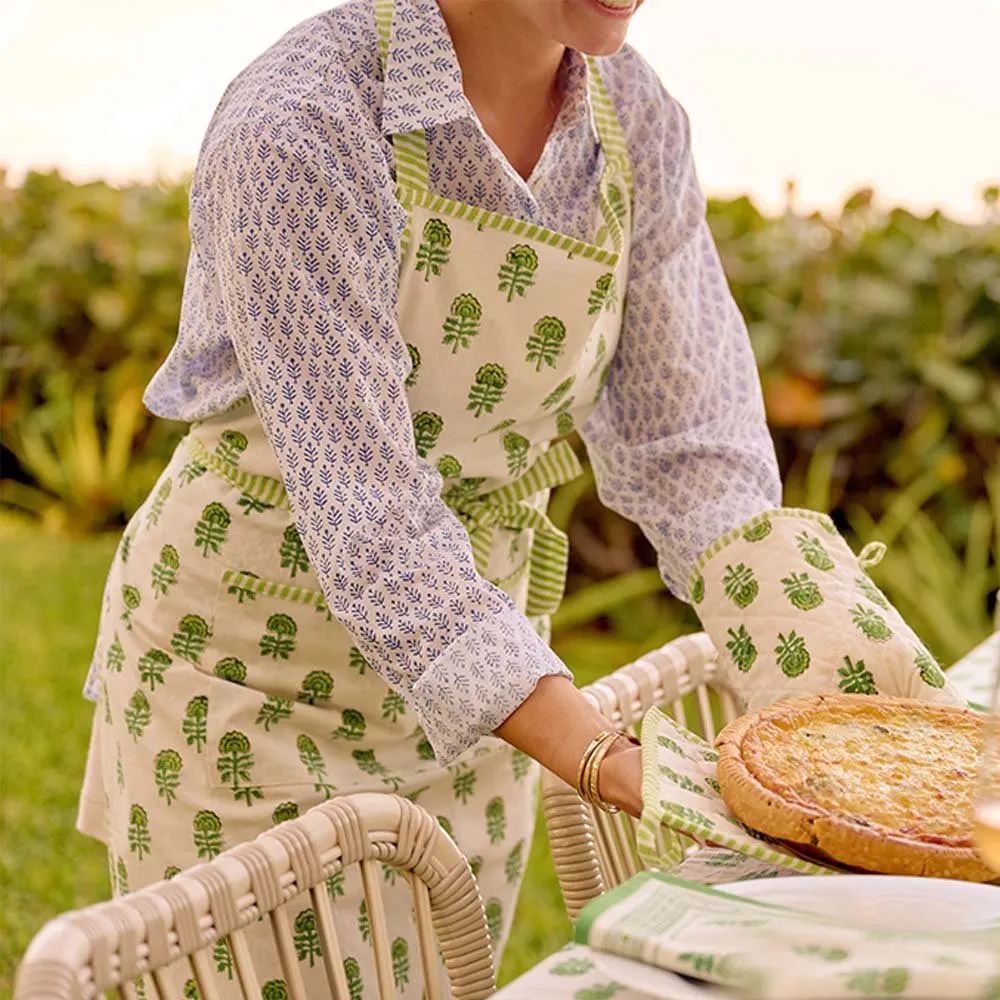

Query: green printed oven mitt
[690,509,966,714]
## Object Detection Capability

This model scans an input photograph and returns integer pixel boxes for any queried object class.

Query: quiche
[716,693,994,882]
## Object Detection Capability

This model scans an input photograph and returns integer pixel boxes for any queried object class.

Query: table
[494,634,999,999]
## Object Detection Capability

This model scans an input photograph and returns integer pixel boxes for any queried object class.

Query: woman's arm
[496,676,642,815]
[580,73,782,600]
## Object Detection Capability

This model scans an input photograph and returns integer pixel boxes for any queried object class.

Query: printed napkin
[636,705,836,875]
[575,872,1000,1000]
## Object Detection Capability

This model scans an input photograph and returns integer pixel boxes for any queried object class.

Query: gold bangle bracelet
[575,730,641,813]
[581,731,642,813]
[575,731,614,800]
[586,734,620,813]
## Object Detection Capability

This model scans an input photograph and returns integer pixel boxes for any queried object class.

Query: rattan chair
[15,793,495,1000]
[541,631,735,920]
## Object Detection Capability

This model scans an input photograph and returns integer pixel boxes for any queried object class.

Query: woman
[78,0,962,994]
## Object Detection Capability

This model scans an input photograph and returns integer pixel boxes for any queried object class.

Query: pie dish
[715,693,994,882]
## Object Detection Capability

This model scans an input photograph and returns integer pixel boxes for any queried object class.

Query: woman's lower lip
[586,0,637,19]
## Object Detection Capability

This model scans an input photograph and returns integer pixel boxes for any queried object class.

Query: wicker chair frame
[16,793,495,1000]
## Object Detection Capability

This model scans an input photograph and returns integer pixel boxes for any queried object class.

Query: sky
[1,0,998,218]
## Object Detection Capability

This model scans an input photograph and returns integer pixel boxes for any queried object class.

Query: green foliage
[1,171,188,532]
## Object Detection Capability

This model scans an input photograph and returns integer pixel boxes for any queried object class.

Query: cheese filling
[757,716,979,840]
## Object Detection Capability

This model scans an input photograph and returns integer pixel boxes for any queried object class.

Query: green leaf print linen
[636,706,833,877]
[573,869,999,1000]
[689,509,966,716]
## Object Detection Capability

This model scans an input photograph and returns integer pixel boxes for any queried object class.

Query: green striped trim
[185,435,290,510]
[478,440,581,506]
[221,570,327,610]
[587,57,632,256]
[374,0,392,63]
[399,215,413,261]
[636,708,834,876]
[587,57,633,190]
[688,508,839,597]
[596,175,626,256]
[393,131,430,190]
[447,441,583,617]
[396,185,620,266]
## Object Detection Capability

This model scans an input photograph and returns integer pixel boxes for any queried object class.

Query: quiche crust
[715,693,994,882]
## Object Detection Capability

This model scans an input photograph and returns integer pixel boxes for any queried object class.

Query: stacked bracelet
[574,730,640,814]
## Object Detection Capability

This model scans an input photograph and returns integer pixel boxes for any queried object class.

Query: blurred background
[1,0,999,993]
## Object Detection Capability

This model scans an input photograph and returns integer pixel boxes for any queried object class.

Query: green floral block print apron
[77,8,633,998]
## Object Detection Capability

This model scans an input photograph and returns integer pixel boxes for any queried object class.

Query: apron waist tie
[444,440,583,618]
[186,431,583,619]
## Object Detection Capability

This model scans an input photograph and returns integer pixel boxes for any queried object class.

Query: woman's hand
[597,744,644,818]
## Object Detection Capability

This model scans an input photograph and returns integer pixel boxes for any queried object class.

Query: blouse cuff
[409,610,572,765]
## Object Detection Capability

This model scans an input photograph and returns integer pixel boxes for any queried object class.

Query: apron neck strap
[375,0,632,249]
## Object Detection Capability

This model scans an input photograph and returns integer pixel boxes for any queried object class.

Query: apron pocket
[200,569,419,795]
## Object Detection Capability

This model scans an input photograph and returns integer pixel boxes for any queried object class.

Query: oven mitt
[689,509,967,714]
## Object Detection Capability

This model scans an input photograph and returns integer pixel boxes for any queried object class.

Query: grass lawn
[0,524,611,995]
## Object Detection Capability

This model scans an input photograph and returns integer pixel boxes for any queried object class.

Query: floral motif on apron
[77,1,633,994]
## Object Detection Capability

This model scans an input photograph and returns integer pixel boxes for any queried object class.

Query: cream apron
[78,2,633,993]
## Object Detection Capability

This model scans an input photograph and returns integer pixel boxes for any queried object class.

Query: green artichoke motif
[271,801,299,824]
[415,218,452,281]
[213,656,247,684]
[775,631,810,678]
[796,531,835,571]
[442,293,483,352]
[851,604,893,642]
[915,648,946,689]
[215,429,248,465]
[542,376,576,410]
[412,411,444,458]
[525,315,567,371]
[781,571,823,611]
[725,626,757,672]
[436,454,462,479]
[261,980,289,1000]
[722,562,759,609]
[837,655,878,695]
[742,518,772,542]
[587,272,618,315]
[502,431,531,477]
[467,363,509,417]
[405,342,421,387]
[498,244,539,301]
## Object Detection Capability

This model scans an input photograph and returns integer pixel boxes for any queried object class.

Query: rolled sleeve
[410,612,571,764]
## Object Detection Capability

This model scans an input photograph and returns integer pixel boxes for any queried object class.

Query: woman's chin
[566,0,641,55]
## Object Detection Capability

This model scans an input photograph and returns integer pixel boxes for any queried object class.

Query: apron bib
[79,1,633,994]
